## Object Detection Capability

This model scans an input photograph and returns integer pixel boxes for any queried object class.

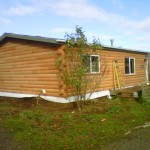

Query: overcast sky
[1,0,150,51]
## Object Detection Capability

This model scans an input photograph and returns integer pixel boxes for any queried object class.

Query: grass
[0,97,150,150]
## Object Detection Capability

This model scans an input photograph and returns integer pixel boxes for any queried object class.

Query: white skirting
[0,90,111,103]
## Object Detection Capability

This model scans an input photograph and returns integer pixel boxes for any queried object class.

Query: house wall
[0,38,63,97]
[101,49,146,89]
[65,48,147,97]
[0,38,147,101]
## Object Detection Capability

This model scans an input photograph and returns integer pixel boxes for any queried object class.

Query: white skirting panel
[0,90,111,103]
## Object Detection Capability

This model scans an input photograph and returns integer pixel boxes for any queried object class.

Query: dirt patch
[0,96,76,110]
[0,96,112,113]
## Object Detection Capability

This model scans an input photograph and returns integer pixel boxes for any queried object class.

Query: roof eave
[102,45,148,54]
[0,33,148,54]
[0,33,64,44]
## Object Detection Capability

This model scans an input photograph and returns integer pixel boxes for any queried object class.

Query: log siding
[0,39,62,97]
[0,33,148,101]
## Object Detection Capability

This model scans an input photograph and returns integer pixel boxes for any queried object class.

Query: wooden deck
[110,86,142,98]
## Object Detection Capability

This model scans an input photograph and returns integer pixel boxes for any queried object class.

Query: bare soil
[0,96,76,111]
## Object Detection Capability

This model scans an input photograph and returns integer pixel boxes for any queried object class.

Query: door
[144,58,149,81]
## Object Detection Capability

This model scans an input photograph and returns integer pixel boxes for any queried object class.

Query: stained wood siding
[0,38,147,98]
[0,39,62,97]
[64,48,147,97]
[96,49,146,90]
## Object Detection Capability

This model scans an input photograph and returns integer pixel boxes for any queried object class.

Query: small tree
[56,26,107,109]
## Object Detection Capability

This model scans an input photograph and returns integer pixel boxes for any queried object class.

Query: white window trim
[82,55,100,74]
[125,57,136,75]
[90,55,100,74]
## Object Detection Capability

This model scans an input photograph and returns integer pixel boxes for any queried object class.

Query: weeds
[0,98,150,149]
[108,105,124,115]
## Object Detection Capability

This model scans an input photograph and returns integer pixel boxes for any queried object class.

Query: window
[82,55,100,73]
[125,57,135,74]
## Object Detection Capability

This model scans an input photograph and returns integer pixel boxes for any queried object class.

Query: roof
[102,45,148,54]
[0,33,148,54]
[0,33,65,44]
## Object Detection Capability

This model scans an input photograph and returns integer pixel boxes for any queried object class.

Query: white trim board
[0,90,111,103]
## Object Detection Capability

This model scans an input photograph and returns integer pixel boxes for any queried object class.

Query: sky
[0,0,150,51]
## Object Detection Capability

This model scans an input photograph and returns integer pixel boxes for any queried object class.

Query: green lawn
[0,98,150,150]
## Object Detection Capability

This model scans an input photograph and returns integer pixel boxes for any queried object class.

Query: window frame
[125,57,135,75]
[82,55,100,74]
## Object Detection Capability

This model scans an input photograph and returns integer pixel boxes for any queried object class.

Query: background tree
[56,26,107,109]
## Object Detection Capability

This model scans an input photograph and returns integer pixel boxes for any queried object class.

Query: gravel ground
[102,127,150,150]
